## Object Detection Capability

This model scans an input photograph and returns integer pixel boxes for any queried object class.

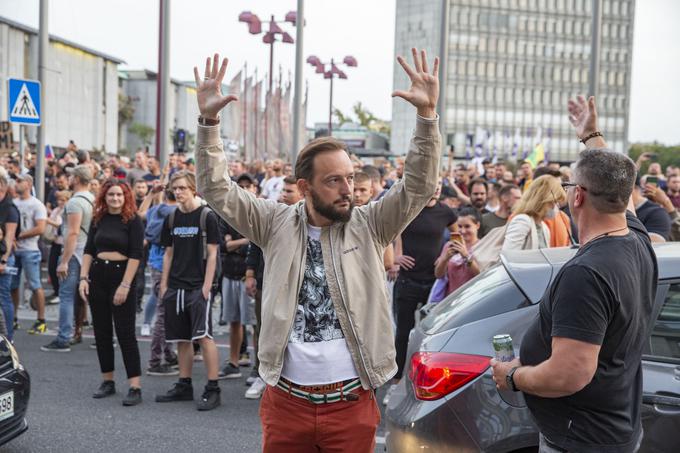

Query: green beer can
[492,334,515,362]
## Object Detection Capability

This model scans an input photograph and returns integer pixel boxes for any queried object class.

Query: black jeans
[48,243,62,294]
[89,259,141,379]
[393,276,434,379]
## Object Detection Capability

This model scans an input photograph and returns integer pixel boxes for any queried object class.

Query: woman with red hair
[78,179,144,406]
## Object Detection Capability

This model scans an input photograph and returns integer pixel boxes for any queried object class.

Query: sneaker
[165,356,179,369]
[193,353,204,362]
[245,378,266,400]
[155,381,194,403]
[218,362,242,380]
[382,384,398,406]
[141,324,151,337]
[13,320,19,331]
[28,320,47,335]
[122,387,142,406]
[146,364,179,377]
[245,368,259,386]
[196,386,221,411]
[41,339,71,353]
[69,334,82,345]
[238,352,252,367]
[47,296,60,305]
[92,380,116,399]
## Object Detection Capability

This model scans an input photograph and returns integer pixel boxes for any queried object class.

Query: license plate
[0,391,14,421]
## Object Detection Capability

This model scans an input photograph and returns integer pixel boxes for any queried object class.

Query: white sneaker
[382,384,398,406]
[141,324,151,336]
[245,378,266,400]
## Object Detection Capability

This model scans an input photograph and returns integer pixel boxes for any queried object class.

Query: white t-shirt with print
[280,225,360,385]
[14,196,47,252]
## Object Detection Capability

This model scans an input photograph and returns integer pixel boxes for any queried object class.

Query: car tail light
[409,352,491,401]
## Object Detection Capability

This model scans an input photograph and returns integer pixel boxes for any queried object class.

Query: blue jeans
[0,255,16,340]
[57,256,80,344]
[11,250,43,291]
[143,291,157,325]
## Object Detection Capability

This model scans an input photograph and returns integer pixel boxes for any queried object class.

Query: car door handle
[643,393,680,415]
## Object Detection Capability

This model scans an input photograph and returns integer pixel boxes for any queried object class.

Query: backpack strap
[199,207,209,262]
[72,194,94,235]
[168,209,176,239]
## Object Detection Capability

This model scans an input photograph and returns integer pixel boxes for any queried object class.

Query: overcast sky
[1,0,678,145]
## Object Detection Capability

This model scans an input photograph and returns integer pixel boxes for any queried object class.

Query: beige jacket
[196,115,441,389]
[502,214,551,251]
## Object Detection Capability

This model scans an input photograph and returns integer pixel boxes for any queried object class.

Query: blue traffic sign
[8,78,41,125]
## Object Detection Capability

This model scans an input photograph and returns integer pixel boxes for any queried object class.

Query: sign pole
[36,0,48,201]
[19,125,25,173]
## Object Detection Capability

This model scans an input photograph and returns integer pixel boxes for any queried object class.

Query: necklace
[587,225,629,244]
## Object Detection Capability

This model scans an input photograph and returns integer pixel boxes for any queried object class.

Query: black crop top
[84,213,144,260]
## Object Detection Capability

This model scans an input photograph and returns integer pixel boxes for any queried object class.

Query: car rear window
[421,265,528,334]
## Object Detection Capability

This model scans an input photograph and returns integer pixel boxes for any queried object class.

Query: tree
[333,102,391,135]
[333,108,352,126]
[129,122,155,147]
[118,93,136,125]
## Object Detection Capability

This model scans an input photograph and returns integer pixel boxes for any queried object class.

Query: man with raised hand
[195,49,441,452]
[491,96,655,453]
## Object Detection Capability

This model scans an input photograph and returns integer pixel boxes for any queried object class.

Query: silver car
[385,243,680,453]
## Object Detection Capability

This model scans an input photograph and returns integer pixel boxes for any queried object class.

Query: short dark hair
[440,185,458,199]
[354,171,371,185]
[361,165,382,184]
[283,176,297,185]
[468,178,487,195]
[533,167,562,179]
[457,206,481,224]
[498,184,520,198]
[573,148,637,214]
[294,137,348,181]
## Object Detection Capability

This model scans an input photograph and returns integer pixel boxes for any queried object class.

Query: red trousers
[259,385,381,453]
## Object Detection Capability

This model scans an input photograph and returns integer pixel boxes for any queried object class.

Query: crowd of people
[0,49,677,451]
[0,106,679,406]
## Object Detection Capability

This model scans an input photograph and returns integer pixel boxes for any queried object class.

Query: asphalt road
[4,315,388,453]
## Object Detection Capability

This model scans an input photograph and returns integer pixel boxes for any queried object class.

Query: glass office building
[391,0,635,162]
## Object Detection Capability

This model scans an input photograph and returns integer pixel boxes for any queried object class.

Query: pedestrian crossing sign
[8,78,41,125]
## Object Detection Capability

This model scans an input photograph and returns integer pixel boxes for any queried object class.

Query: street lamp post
[239,11,297,159]
[306,56,357,136]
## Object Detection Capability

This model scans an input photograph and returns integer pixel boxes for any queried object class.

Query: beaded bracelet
[580,131,603,144]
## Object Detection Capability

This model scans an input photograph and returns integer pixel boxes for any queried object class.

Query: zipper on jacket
[276,222,307,381]
[329,230,374,388]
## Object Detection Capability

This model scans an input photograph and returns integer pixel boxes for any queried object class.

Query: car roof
[501,242,680,304]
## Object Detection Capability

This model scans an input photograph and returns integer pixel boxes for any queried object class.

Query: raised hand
[392,48,439,118]
[567,95,599,140]
[193,53,238,120]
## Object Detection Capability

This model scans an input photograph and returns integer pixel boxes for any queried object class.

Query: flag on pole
[525,143,545,169]
[45,144,54,159]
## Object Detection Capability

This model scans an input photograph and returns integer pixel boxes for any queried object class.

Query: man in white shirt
[261,159,285,201]
[12,174,47,334]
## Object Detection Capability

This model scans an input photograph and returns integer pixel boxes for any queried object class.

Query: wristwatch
[506,367,520,392]
[198,116,220,126]
[0,259,6,265]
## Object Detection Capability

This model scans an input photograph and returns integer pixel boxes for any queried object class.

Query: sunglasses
[561,182,587,191]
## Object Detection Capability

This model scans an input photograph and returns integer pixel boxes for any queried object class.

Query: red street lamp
[239,10,298,157]
[307,55,357,135]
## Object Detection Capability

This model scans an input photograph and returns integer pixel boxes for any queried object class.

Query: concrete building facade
[391,0,635,162]
[118,70,202,156]
[0,16,123,153]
